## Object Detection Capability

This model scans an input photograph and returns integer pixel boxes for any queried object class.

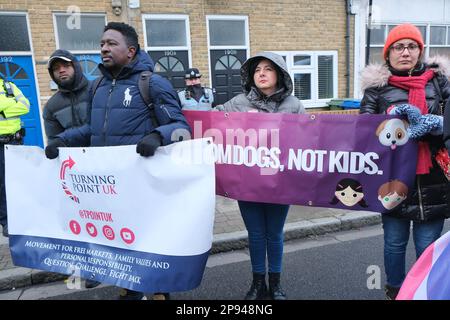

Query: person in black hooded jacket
[44,49,99,289]
[44,49,91,144]
[360,23,450,300]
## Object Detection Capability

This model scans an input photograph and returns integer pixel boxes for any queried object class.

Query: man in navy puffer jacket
[45,22,190,156]
[45,22,190,300]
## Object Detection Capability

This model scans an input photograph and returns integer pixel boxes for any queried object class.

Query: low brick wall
[307,109,360,115]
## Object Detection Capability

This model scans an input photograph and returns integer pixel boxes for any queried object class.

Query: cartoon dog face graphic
[376,118,409,150]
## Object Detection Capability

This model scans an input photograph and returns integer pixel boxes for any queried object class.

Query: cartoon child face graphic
[379,192,407,210]
[378,180,408,210]
[335,186,364,207]
[330,178,368,208]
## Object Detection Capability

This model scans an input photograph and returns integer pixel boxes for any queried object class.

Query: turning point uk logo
[60,157,80,203]
[60,157,119,203]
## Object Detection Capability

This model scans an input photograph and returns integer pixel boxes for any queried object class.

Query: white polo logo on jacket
[123,87,132,107]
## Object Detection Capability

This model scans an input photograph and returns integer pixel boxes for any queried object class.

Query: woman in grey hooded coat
[218,52,305,300]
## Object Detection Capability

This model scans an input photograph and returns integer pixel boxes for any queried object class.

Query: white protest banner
[5,138,215,292]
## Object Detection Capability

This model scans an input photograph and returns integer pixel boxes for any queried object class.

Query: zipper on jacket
[408,68,413,77]
[417,175,425,220]
[102,79,116,143]
[161,104,171,119]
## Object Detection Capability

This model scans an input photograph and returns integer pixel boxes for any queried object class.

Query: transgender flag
[397,230,450,300]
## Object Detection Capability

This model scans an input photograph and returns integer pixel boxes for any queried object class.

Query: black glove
[136,132,162,157]
[45,138,66,159]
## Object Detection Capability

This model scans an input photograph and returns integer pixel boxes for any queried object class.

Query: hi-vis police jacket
[178,87,214,111]
[0,79,30,135]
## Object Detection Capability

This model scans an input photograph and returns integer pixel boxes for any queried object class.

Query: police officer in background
[0,76,29,237]
[178,68,214,111]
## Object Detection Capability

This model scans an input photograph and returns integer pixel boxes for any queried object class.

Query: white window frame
[206,15,250,88]
[53,12,106,54]
[429,24,447,46]
[142,14,192,68]
[0,11,33,55]
[428,24,450,56]
[367,23,427,54]
[0,11,45,145]
[366,23,450,62]
[272,51,338,108]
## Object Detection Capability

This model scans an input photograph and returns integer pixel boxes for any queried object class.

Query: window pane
[430,26,446,45]
[56,15,105,51]
[448,27,450,45]
[429,47,450,57]
[416,26,426,42]
[383,25,427,44]
[389,24,426,42]
[215,55,242,69]
[318,56,333,99]
[294,73,311,100]
[159,57,170,70]
[388,24,398,33]
[229,56,241,69]
[168,57,184,71]
[294,55,311,66]
[215,59,226,70]
[368,47,384,64]
[14,68,28,79]
[146,20,186,47]
[84,60,101,76]
[209,20,245,46]
[369,25,386,45]
[155,62,167,72]
[0,62,28,79]
[9,63,27,79]
[0,15,30,51]
[218,56,228,68]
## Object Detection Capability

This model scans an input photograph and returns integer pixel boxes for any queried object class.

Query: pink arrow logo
[60,157,79,203]
[60,156,75,180]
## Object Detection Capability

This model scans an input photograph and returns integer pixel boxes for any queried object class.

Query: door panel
[148,50,188,92]
[0,55,43,147]
[75,54,102,81]
[210,49,246,105]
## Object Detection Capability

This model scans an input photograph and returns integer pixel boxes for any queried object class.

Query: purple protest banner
[184,110,418,213]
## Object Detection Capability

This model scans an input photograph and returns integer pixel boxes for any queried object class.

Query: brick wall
[1,1,111,101]
[1,0,354,128]
[136,0,354,98]
[230,0,354,98]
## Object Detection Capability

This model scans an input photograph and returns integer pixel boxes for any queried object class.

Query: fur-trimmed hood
[360,55,450,92]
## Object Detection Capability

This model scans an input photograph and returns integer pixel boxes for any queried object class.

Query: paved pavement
[0,195,380,292]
